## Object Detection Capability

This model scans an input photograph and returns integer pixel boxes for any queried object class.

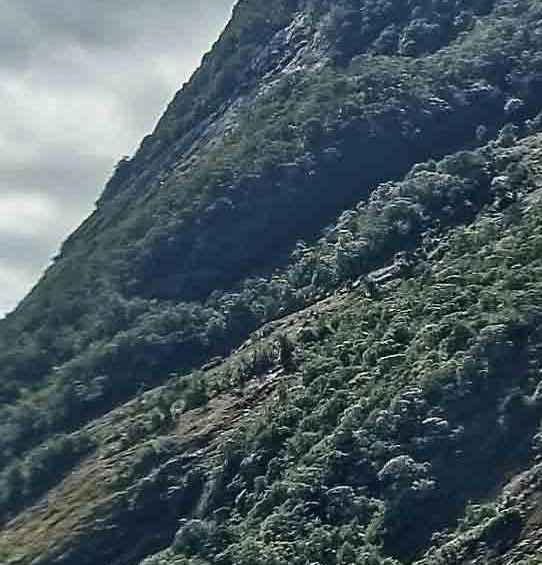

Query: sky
[0,0,236,316]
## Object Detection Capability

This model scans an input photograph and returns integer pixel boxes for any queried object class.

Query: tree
[277,334,295,372]
[183,374,209,411]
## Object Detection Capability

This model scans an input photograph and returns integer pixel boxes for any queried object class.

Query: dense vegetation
[139,185,542,565]
[3,1,542,564]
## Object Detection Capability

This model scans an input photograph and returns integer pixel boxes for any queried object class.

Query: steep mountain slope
[3,1,542,564]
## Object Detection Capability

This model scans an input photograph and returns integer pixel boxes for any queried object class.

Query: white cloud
[0,265,30,315]
[0,192,58,238]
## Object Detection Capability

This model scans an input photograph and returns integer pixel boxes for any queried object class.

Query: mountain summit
[3,1,542,564]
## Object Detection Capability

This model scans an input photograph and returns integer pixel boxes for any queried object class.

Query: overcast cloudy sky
[0,0,236,316]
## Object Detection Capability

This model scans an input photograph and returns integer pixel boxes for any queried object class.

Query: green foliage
[4,1,542,564]
[277,334,295,373]
[0,431,94,522]
[3,0,542,471]
[182,374,210,412]
[136,186,542,565]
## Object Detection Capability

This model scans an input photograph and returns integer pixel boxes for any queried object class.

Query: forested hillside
[2,1,542,564]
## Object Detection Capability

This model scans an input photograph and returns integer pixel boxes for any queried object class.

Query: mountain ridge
[3,1,542,564]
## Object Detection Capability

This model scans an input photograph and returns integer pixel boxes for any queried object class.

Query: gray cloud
[0,0,236,316]
[0,1,228,66]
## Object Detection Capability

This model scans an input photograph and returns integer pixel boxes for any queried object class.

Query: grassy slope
[4,1,542,564]
[2,0,542,473]
[3,133,542,564]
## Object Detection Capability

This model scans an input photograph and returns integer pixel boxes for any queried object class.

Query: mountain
[3,0,542,563]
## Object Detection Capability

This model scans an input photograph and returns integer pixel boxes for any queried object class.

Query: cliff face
[3,1,542,564]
